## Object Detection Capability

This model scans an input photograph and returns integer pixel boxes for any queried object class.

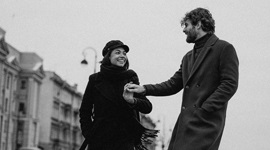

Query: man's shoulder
[218,39,231,44]
[215,37,233,47]
[184,49,193,57]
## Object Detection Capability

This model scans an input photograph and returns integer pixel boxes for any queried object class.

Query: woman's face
[109,47,127,67]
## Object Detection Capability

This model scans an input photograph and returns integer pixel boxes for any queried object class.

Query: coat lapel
[188,47,211,79]
[186,34,219,84]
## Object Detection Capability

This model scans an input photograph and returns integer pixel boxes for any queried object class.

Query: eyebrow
[114,49,125,52]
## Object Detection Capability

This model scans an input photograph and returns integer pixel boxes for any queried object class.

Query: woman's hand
[123,82,135,104]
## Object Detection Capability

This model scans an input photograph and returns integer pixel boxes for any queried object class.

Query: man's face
[183,20,198,43]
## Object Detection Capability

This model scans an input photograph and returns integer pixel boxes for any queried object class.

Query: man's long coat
[144,34,239,150]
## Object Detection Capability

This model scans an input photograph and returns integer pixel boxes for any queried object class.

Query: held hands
[125,83,146,94]
[123,82,146,104]
[123,82,135,104]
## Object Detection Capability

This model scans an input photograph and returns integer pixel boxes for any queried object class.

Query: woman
[79,40,158,150]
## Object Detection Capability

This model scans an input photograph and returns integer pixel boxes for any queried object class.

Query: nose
[183,27,187,33]
[119,52,126,58]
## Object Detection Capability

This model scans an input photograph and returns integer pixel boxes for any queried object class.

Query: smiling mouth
[118,59,126,63]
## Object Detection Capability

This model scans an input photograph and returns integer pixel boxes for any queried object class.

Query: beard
[186,27,198,43]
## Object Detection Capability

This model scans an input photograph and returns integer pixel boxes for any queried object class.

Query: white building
[38,71,83,150]
[0,27,45,150]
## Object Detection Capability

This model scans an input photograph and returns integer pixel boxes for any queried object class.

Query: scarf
[100,64,135,81]
[99,64,159,150]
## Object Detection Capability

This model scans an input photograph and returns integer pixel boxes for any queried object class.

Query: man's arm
[127,65,184,96]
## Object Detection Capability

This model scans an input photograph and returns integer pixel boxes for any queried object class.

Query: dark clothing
[144,34,239,150]
[79,65,157,150]
[193,33,212,61]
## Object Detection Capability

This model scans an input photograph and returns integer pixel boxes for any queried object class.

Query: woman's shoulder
[127,69,139,84]
[127,69,136,74]
[88,72,100,81]
[127,69,138,78]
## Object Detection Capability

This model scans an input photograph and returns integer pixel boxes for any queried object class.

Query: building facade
[0,27,45,150]
[38,71,83,150]
[0,27,14,150]
[0,27,83,150]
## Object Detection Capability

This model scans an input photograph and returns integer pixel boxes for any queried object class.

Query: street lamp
[81,47,97,73]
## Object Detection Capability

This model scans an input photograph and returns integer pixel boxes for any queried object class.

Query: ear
[195,21,202,30]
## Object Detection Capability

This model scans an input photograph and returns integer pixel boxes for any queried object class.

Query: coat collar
[186,34,219,84]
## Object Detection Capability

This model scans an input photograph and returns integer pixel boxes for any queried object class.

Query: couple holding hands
[79,7,239,150]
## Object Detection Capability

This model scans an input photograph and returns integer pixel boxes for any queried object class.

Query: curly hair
[181,8,215,34]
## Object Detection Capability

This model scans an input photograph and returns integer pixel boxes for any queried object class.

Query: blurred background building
[38,71,83,150]
[0,27,45,150]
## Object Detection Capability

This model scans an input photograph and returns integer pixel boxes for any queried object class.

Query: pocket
[194,107,219,126]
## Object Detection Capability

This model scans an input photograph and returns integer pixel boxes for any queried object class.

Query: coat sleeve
[129,75,153,114]
[202,43,239,112]
[144,65,184,96]
[79,74,95,138]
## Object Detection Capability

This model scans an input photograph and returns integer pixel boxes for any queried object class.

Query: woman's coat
[144,34,239,150]
[79,71,153,150]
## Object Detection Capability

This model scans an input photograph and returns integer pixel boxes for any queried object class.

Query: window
[63,129,67,142]
[61,105,65,120]
[73,130,77,143]
[17,120,24,130]
[4,120,8,133]
[1,88,4,106]
[2,142,6,150]
[18,103,26,115]
[0,116,2,134]
[20,80,27,89]
[17,121,24,145]
[73,111,78,123]
[52,101,59,119]
[50,124,59,140]
[63,128,70,142]
[5,98,8,112]
[6,75,10,89]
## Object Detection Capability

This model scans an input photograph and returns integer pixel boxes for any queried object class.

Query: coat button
[196,84,200,87]
[182,106,186,110]
[185,86,189,89]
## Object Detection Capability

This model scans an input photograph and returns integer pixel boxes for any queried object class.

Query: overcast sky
[1,0,270,149]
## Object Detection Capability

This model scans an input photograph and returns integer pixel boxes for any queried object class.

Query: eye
[114,50,120,55]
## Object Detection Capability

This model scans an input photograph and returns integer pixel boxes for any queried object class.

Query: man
[127,8,239,150]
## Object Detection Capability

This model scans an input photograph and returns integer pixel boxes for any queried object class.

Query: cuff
[128,98,138,108]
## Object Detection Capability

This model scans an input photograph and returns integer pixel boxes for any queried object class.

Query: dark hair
[101,49,130,69]
[181,8,215,34]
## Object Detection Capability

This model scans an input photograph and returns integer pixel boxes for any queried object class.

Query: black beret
[102,40,129,56]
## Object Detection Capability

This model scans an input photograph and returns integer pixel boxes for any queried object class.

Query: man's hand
[126,83,146,94]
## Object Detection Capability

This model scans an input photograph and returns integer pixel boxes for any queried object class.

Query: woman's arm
[79,75,95,138]
[123,75,153,114]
